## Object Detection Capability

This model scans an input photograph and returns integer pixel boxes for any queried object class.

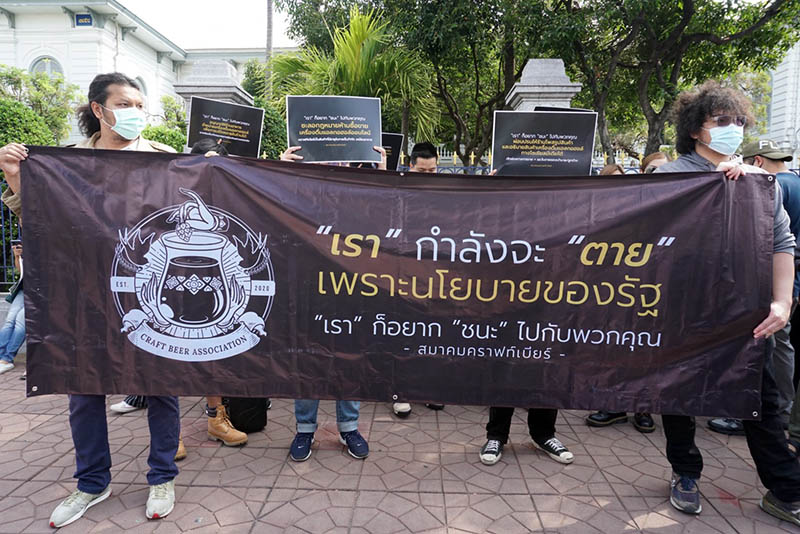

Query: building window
[135,77,147,96]
[30,56,64,77]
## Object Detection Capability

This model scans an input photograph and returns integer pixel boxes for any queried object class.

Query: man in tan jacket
[0,72,180,528]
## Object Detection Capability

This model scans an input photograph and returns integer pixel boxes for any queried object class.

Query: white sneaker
[146,480,175,519]
[0,361,14,374]
[392,403,412,417]
[479,439,504,465]
[49,487,111,528]
[110,400,142,414]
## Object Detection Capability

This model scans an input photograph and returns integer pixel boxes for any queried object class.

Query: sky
[117,0,299,49]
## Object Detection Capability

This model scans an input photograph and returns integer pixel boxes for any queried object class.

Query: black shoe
[761,490,800,527]
[425,404,444,410]
[632,412,655,433]
[707,418,744,436]
[585,411,627,427]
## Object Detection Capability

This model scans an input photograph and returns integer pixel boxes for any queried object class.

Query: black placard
[286,95,382,163]
[382,132,404,171]
[187,97,265,158]
[491,110,598,176]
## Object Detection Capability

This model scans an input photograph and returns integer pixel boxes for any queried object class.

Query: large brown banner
[21,147,774,418]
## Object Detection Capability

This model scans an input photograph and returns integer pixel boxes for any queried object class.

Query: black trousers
[662,337,800,502]
[485,407,557,444]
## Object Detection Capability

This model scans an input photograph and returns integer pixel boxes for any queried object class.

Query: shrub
[142,124,186,153]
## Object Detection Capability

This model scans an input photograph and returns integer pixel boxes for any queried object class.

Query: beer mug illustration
[158,230,229,327]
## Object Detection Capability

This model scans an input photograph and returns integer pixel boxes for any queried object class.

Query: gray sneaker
[146,480,175,519]
[49,487,111,528]
[761,490,800,527]
[669,473,702,514]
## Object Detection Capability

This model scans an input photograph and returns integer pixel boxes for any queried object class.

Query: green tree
[270,7,439,148]
[722,69,772,144]
[0,65,82,144]
[142,125,186,152]
[384,0,550,162]
[0,98,53,147]
[275,0,375,53]
[158,95,187,132]
[620,0,800,154]
[255,96,288,159]
[0,98,52,273]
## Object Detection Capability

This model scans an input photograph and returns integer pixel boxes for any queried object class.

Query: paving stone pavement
[0,365,798,533]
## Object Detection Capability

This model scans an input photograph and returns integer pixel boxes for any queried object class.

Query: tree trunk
[401,100,410,157]
[644,115,667,156]
[265,0,273,100]
[597,111,614,163]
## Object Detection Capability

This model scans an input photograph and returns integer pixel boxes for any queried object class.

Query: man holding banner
[0,72,181,527]
[654,81,800,526]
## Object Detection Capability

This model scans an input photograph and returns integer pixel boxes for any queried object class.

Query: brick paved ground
[0,361,798,533]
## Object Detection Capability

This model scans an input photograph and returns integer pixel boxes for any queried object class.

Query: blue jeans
[295,399,360,433]
[69,394,180,493]
[0,290,25,363]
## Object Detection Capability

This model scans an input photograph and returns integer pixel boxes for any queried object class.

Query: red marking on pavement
[717,487,741,507]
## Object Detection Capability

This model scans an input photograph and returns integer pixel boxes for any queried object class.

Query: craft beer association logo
[110,188,275,361]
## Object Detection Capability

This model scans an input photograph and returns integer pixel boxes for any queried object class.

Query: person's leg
[205,395,247,446]
[662,414,703,514]
[69,395,112,493]
[145,396,180,486]
[125,395,148,408]
[772,322,795,417]
[0,290,24,362]
[485,407,515,444]
[529,408,573,463]
[294,399,320,433]
[290,399,319,461]
[337,400,368,458]
[744,338,800,503]
[207,396,222,413]
[2,298,25,361]
[661,415,703,478]
[335,400,361,433]
[527,408,557,443]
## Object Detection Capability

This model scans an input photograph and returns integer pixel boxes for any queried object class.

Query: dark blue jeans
[69,394,180,493]
[663,337,800,502]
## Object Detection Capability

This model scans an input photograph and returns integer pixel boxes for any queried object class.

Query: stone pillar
[505,59,582,110]
[173,59,254,106]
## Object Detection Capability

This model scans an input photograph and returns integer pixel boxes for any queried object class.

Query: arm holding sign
[755,252,794,339]
[373,146,387,170]
[281,146,303,162]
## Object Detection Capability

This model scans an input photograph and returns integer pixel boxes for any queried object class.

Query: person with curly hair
[652,81,800,527]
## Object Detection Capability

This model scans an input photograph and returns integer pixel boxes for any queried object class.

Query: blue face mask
[700,124,744,156]
[101,105,147,140]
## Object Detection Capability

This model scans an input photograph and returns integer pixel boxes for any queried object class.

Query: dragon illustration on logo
[110,188,274,361]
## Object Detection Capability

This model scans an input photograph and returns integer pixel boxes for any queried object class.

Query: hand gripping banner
[21,147,774,418]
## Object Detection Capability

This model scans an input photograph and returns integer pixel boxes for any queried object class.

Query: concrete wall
[0,9,179,144]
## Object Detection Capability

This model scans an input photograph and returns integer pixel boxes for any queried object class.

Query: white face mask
[699,124,744,156]
[99,104,147,140]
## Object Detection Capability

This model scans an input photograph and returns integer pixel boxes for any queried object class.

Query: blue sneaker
[670,473,702,514]
[339,430,369,459]
[289,432,314,462]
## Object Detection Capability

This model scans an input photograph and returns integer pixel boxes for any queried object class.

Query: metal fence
[0,185,20,292]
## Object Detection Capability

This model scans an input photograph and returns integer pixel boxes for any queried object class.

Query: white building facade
[0,1,293,144]
[767,41,800,167]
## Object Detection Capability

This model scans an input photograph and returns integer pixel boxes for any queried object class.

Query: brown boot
[208,405,248,446]
[174,436,187,461]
